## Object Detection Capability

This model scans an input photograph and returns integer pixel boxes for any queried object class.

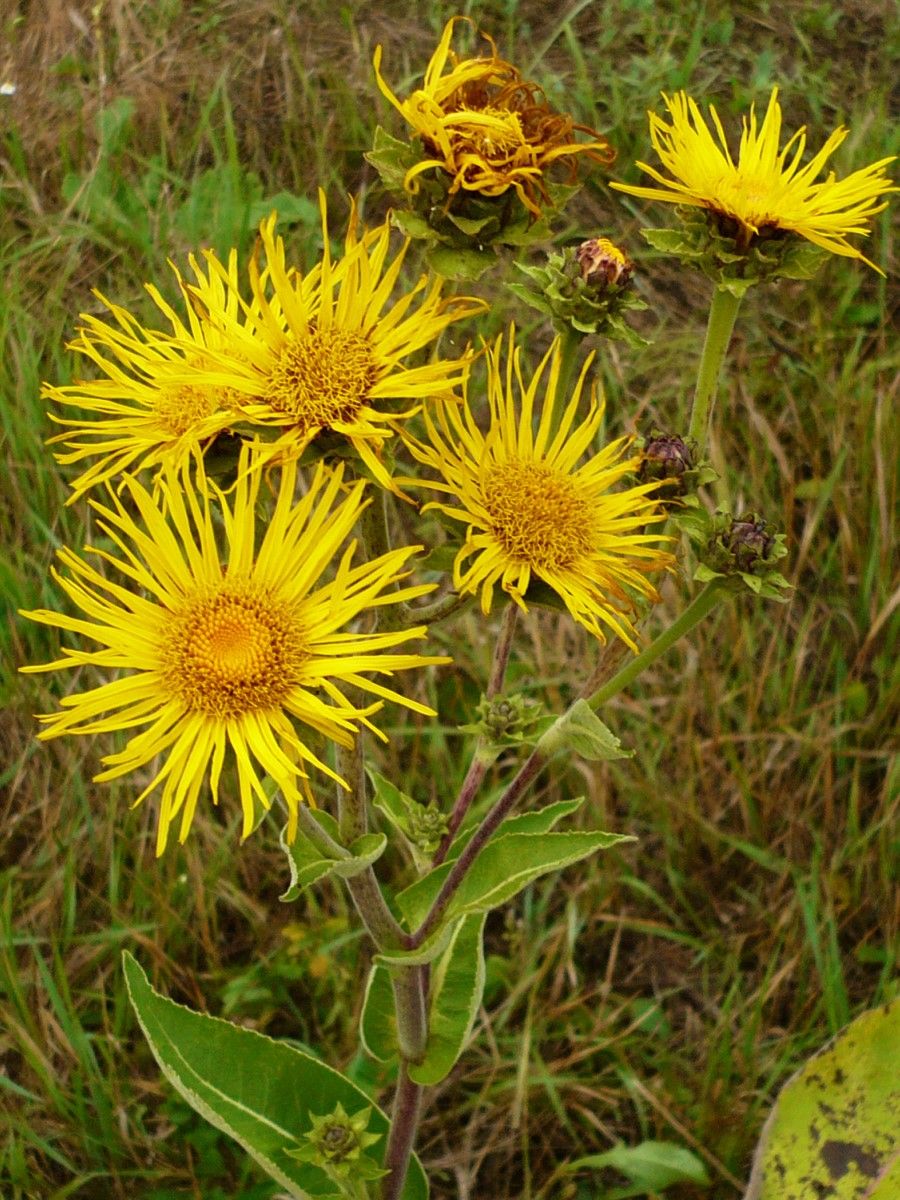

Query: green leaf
[444,830,630,919]
[396,827,629,936]
[374,919,460,968]
[365,127,418,191]
[390,210,439,243]
[280,813,386,902]
[539,700,634,762]
[568,1140,710,1196]
[641,227,699,256]
[123,953,428,1200]
[360,964,397,1063]
[409,914,487,1086]
[444,211,496,236]
[396,798,585,930]
[745,999,900,1200]
[424,245,497,281]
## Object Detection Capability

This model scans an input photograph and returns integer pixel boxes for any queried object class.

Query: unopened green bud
[508,239,648,346]
[286,1102,383,1178]
[460,691,546,760]
[407,800,449,855]
[694,510,791,600]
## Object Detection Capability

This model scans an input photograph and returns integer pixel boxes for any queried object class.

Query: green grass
[1,1,897,1197]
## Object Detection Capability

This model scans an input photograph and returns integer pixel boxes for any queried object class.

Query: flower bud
[576,237,633,289]
[639,432,695,490]
[722,513,775,571]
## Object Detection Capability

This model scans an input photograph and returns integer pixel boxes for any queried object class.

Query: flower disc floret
[21,449,446,854]
[163,584,307,717]
[265,329,379,428]
[483,461,594,569]
[611,87,896,269]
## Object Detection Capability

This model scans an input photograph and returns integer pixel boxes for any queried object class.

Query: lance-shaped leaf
[123,953,428,1199]
[408,913,487,1087]
[360,963,397,1064]
[744,999,900,1200]
[280,812,386,902]
[397,828,631,935]
[396,798,585,932]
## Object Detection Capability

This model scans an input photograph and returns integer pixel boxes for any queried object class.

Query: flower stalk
[586,580,727,709]
[687,285,743,450]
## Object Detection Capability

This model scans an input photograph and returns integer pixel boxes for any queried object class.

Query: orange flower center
[163,583,307,716]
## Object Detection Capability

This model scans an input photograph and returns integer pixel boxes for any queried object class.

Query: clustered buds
[406,800,449,856]
[508,238,648,346]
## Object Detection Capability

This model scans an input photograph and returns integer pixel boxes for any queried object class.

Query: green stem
[295,805,405,950]
[586,581,727,709]
[551,325,584,440]
[687,285,743,450]
[400,588,473,628]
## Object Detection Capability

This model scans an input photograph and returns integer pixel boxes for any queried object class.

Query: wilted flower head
[611,87,896,270]
[374,17,613,217]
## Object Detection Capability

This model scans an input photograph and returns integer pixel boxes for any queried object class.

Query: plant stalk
[432,603,519,865]
[409,746,547,949]
[381,1065,424,1200]
[687,285,743,450]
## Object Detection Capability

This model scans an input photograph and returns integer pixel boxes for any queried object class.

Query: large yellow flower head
[21,450,445,854]
[611,88,896,269]
[373,17,614,217]
[43,256,254,502]
[404,328,674,649]
[187,194,484,491]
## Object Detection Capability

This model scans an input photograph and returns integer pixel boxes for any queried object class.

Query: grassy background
[1,1,897,1197]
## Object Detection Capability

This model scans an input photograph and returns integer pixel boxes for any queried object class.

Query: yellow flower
[404,328,673,648]
[611,88,896,269]
[185,194,484,492]
[21,451,445,854]
[43,256,253,502]
[374,17,613,216]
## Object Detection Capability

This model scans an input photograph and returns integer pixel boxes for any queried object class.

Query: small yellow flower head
[404,327,674,649]
[575,237,634,288]
[611,87,896,270]
[187,192,484,492]
[374,17,614,217]
[21,449,446,854]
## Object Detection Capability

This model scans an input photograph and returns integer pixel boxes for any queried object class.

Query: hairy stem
[381,1065,424,1200]
[432,603,518,865]
[295,803,405,950]
[586,581,727,709]
[409,747,548,949]
[687,285,743,450]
